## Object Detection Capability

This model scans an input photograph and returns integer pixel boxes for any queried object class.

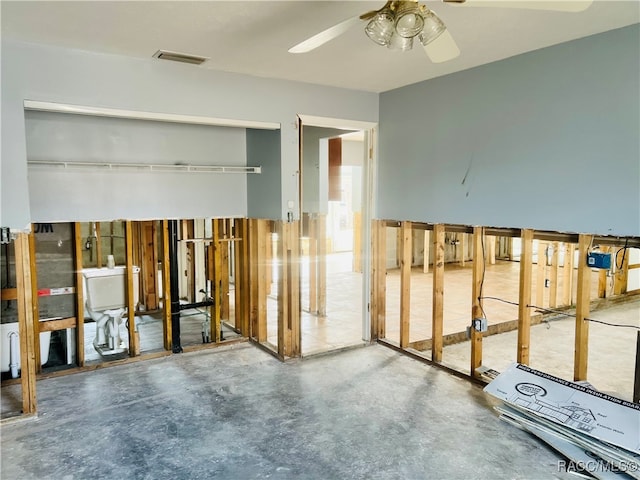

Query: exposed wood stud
[240,218,250,337]
[487,235,496,265]
[95,222,102,268]
[29,230,41,372]
[423,230,430,273]
[125,221,138,357]
[536,241,546,309]
[517,229,534,365]
[277,221,289,357]
[614,245,630,296]
[432,224,445,362]
[256,220,268,343]
[399,221,412,348]
[574,234,592,381]
[73,222,85,367]
[370,220,387,341]
[212,220,222,343]
[221,219,230,321]
[598,245,611,299]
[16,233,38,414]
[141,221,159,311]
[39,317,77,332]
[563,243,574,306]
[549,242,560,308]
[471,227,484,376]
[459,233,466,267]
[233,219,248,336]
[249,219,259,339]
[290,220,301,357]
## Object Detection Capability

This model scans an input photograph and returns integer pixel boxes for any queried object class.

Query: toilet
[82,265,140,358]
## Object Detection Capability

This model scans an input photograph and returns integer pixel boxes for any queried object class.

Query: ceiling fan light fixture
[394,3,425,38]
[419,9,446,46]
[365,9,395,46]
[387,32,413,51]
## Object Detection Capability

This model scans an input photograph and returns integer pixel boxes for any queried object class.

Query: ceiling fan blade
[288,16,363,54]
[443,0,593,13]
[423,30,460,63]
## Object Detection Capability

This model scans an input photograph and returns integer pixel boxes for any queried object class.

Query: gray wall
[1,39,378,230]
[25,111,247,222]
[247,129,281,219]
[378,24,640,237]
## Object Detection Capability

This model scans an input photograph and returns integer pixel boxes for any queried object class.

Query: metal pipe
[168,220,182,353]
[9,331,19,378]
[179,300,214,311]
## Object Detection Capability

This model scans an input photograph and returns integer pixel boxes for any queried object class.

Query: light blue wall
[247,129,281,219]
[1,40,378,229]
[25,111,248,222]
[378,24,640,237]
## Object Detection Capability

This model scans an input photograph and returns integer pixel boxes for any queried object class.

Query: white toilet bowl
[82,266,139,357]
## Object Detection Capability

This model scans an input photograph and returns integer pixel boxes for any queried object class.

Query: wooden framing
[470,227,484,377]
[125,221,138,357]
[423,230,430,273]
[431,224,444,362]
[29,230,41,372]
[486,235,496,265]
[370,220,386,341]
[614,246,630,296]
[276,221,301,358]
[399,221,412,348]
[458,233,466,267]
[220,219,231,321]
[536,241,546,309]
[563,243,574,306]
[248,219,259,339]
[161,220,172,351]
[597,245,611,299]
[549,242,559,308]
[210,219,223,343]
[233,218,250,337]
[256,219,268,343]
[574,234,591,381]
[517,229,534,364]
[95,222,102,268]
[73,222,85,367]
[140,221,159,311]
[39,317,77,332]
[15,233,38,414]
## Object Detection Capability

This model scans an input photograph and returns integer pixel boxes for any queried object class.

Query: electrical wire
[478,230,488,321]
[480,295,640,331]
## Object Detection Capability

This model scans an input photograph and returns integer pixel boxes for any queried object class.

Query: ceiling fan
[288,0,594,64]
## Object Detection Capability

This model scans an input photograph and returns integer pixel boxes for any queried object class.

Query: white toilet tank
[82,266,140,311]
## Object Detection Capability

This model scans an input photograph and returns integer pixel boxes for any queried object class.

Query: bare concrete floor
[1,344,577,480]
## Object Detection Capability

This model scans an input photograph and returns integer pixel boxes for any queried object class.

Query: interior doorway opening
[299,121,376,356]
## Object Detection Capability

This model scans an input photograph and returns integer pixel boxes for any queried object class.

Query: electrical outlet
[472,318,488,333]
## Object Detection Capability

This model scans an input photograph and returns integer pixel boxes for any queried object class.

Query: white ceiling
[2,1,638,93]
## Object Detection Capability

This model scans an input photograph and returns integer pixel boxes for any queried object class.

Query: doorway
[298,117,377,356]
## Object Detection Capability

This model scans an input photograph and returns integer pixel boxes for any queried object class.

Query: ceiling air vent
[152,50,208,65]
